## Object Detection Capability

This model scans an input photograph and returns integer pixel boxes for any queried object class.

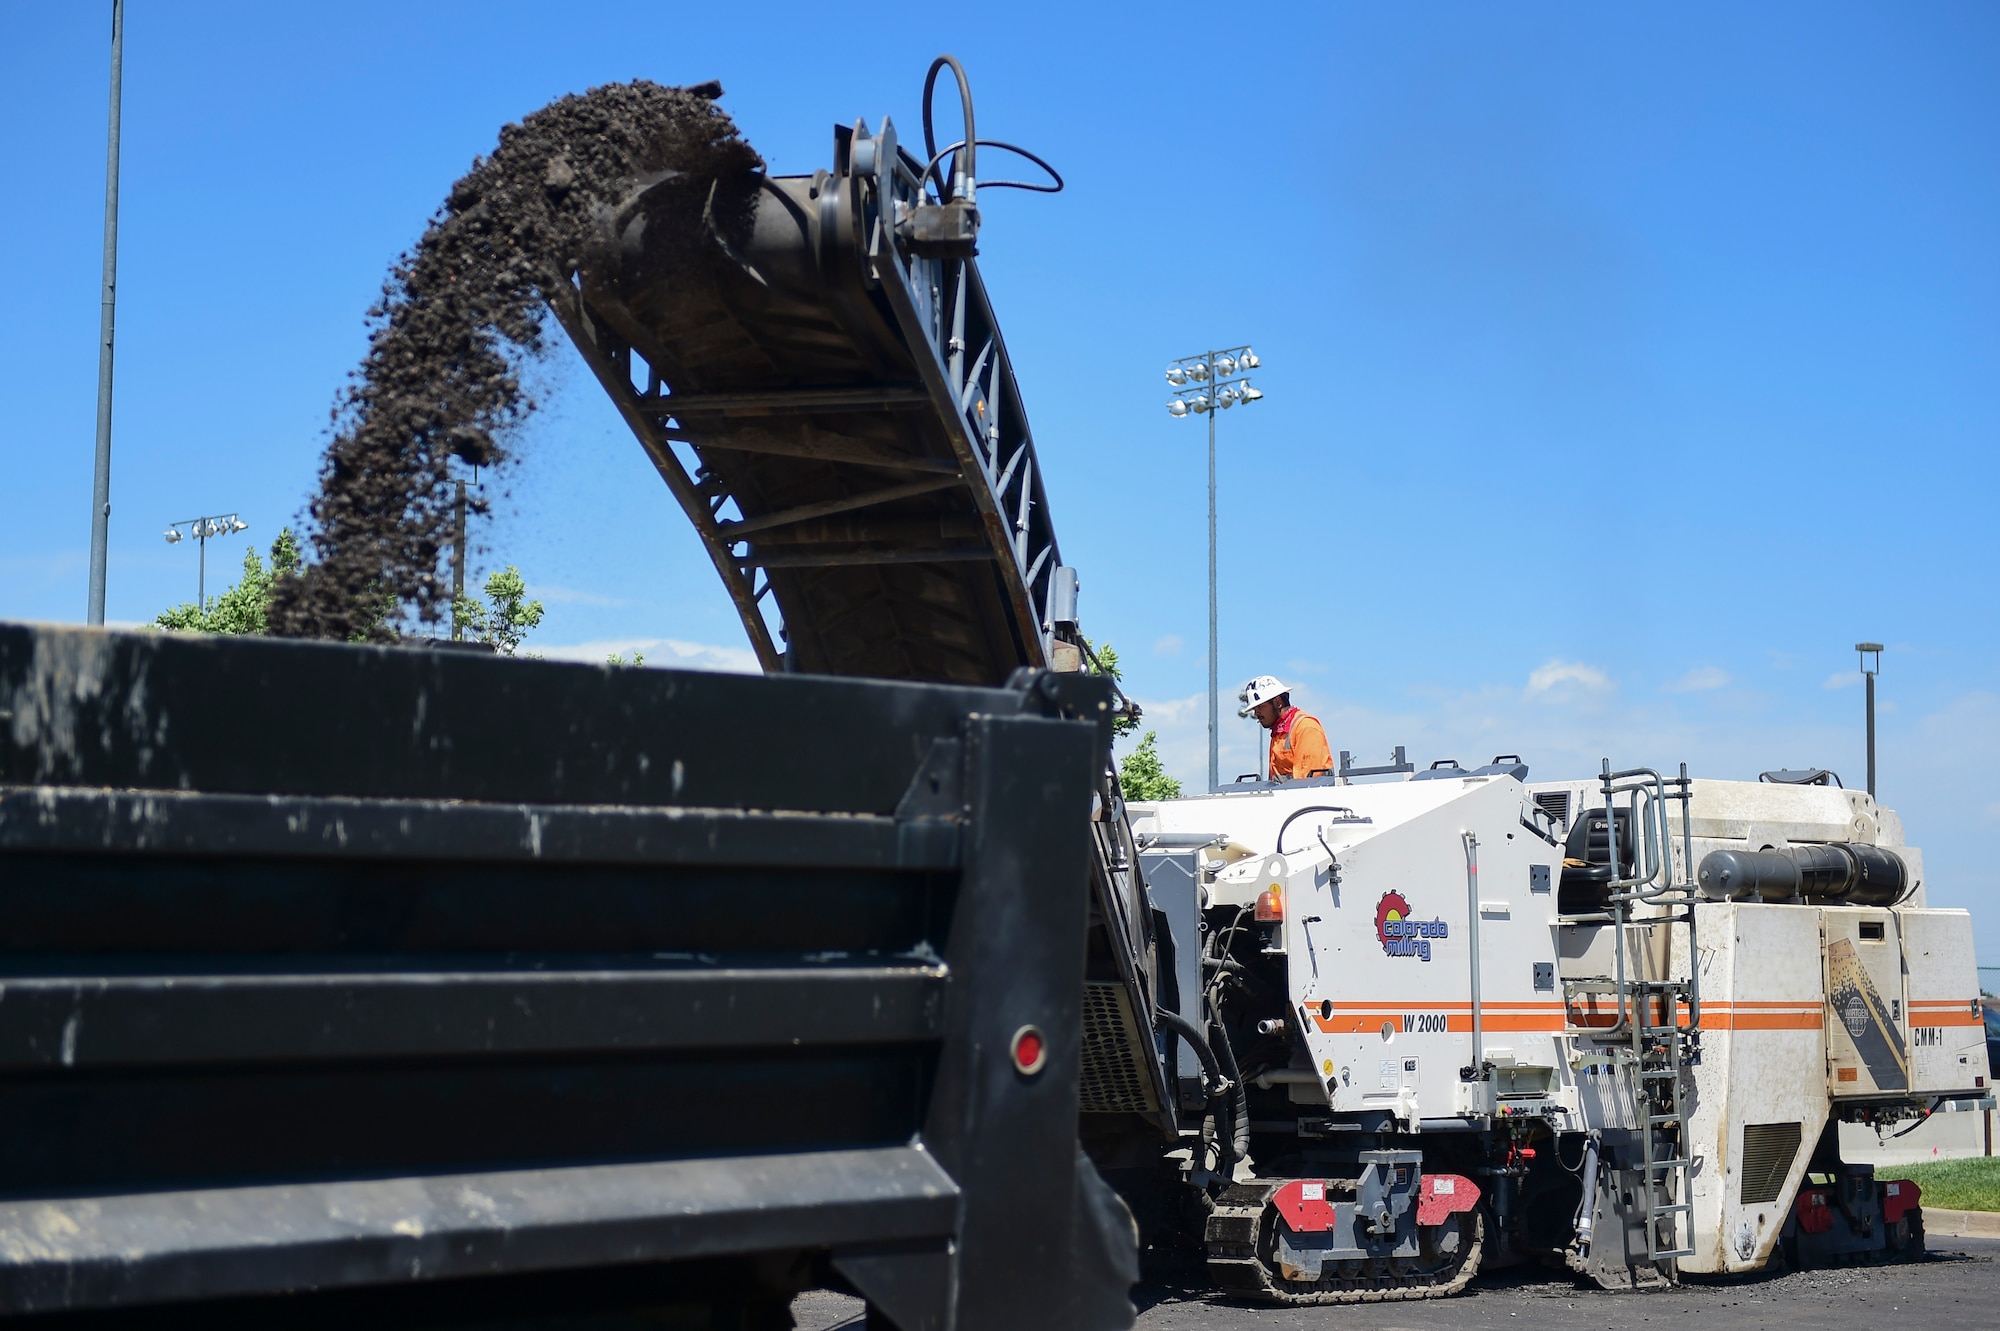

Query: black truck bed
[0,623,1137,1328]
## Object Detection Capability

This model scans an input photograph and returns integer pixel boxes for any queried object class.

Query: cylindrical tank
[1696,844,1906,905]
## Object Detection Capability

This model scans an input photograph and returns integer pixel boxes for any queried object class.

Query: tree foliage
[1082,638,1140,739]
[1119,731,1183,801]
[453,566,545,655]
[152,531,529,650]
[154,530,303,635]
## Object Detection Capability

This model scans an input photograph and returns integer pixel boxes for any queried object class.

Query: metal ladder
[1632,978,1695,1260]
[1595,762,1702,1264]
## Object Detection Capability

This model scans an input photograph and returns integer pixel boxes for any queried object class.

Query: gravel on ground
[790,1235,2000,1331]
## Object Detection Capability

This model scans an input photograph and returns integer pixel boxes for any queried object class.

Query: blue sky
[5,3,1997,958]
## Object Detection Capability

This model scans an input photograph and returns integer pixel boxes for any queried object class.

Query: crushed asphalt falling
[268,79,760,641]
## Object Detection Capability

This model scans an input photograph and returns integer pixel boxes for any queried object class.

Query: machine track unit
[1203,1158,1484,1303]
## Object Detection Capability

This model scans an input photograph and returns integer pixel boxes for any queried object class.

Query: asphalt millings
[268,79,759,641]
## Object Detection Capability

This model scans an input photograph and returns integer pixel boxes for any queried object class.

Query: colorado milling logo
[1375,891,1448,961]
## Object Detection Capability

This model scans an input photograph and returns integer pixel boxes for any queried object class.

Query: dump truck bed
[0,623,1135,1328]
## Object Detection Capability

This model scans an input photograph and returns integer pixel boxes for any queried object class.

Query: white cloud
[537,636,760,674]
[1526,659,1611,697]
[1287,660,1328,676]
[1823,671,1863,690]
[1153,634,1184,657]
[1664,665,1730,693]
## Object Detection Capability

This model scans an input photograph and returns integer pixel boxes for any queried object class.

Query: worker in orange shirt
[1239,675,1333,781]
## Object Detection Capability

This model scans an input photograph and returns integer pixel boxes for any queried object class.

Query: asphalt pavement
[789,1236,1999,1330]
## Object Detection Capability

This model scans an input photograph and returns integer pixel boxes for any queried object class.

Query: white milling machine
[1126,759,1988,1299]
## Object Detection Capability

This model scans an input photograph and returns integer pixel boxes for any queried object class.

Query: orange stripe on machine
[1309,1005,1568,1035]
[1310,999,1832,1035]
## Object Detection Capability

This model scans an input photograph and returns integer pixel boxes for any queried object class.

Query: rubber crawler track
[1202,1179,1485,1305]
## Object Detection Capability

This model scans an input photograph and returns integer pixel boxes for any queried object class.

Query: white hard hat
[1238,674,1289,716]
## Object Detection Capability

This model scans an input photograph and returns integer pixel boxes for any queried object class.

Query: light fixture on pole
[1855,642,1883,797]
[1164,344,1265,793]
[163,512,249,612]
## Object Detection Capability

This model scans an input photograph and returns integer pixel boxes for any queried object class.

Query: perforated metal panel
[1739,1121,1804,1205]
[1078,981,1162,1114]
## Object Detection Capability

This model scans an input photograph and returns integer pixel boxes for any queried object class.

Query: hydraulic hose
[1153,1007,1224,1095]
[921,56,976,202]
[1194,908,1254,1178]
[1153,1004,1247,1180]
[921,139,1064,197]
[1887,1101,1942,1139]
[1571,1130,1602,1257]
[1209,1005,1252,1167]
[1275,805,1360,856]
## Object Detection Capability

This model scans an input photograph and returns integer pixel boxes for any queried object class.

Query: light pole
[1856,642,1882,797]
[1165,345,1264,793]
[164,513,249,612]
[450,461,482,640]
[451,478,469,640]
[86,0,126,626]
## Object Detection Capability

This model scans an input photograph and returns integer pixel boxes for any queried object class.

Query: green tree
[1081,637,1140,739]
[454,566,544,655]
[606,650,646,667]
[1119,731,1183,801]
[154,529,303,635]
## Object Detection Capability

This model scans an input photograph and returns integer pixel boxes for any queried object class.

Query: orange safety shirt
[1269,706,1333,781]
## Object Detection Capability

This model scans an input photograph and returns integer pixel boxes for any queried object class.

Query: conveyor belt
[550,68,1180,1141]
[549,112,1063,687]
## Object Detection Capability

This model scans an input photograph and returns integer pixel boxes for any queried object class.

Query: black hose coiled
[1209,1009,1252,1166]
[1154,1005,1247,1181]
[1153,1007,1222,1092]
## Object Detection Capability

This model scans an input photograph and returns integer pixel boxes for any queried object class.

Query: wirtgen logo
[1375,891,1448,961]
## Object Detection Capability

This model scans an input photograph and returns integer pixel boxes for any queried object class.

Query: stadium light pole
[1856,642,1883,797]
[86,0,125,625]
[164,514,249,613]
[1165,346,1264,793]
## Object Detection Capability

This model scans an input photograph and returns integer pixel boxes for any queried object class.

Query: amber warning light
[1256,883,1284,922]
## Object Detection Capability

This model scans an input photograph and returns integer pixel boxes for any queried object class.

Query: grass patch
[1895,1155,2000,1212]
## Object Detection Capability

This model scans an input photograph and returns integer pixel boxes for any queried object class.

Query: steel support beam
[718,475,965,537]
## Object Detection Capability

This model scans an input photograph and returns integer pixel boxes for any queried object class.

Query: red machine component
[1881,1179,1921,1225]
[1795,1188,1835,1235]
[1416,1174,1481,1227]
[1271,1174,1482,1234]
[1271,1179,1339,1232]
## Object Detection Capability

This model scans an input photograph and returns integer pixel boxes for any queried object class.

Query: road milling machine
[559,56,1989,1311]
[1124,762,1990,1297]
